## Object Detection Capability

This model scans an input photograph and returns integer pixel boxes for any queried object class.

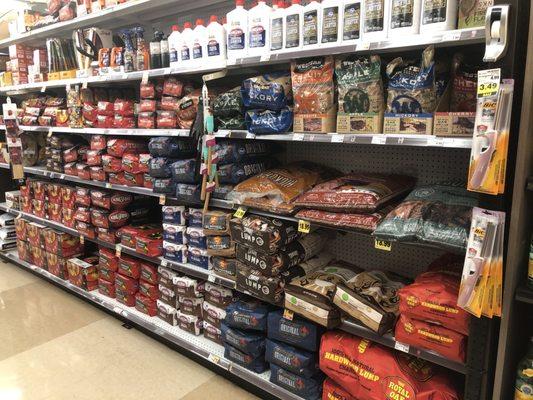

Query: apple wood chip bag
[319,331,460,400]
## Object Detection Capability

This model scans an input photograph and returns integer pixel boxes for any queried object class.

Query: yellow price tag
[115,244,122,257]
[477,68,501,98]
[79,235,85,244]
[47,128,54,137]
[298,220,310,233]
[208,354,220,364]
[233,207,246,218]
[477,81,500,97]
[159,195,166,205]
[283,309,294,321]
[374,239,392,251]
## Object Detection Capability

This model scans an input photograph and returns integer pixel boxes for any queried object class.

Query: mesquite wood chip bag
[319,331,460,400]
[291,56,335,115]
[386,46,437,114]
[335,55,384,114]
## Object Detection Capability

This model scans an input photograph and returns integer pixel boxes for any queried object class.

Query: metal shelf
[215,130,473,149]
[0,125,189,137]
[340,318,467,374]
[516,286,533,305]
[0,249,304,400]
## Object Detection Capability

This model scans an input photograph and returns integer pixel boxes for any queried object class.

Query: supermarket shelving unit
[0,1,530,399]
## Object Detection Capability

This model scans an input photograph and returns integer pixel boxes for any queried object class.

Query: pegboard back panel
[284,142,470,185]
[325,233,445,279]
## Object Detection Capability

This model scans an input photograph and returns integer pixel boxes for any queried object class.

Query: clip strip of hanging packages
[458,207,505,317]
[468,76,514,195]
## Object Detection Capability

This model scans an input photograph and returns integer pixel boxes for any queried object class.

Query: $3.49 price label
[477,68,501,98]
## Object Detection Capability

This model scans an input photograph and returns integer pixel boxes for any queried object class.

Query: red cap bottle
[235,0,245,6]
[171,25,180,32]
[183,21,192,29]
[195,18,205,27]
[209,15,218,23]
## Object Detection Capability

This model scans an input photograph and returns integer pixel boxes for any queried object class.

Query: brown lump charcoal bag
[295,173,415,213]
[373,184,478,251]
[319,331,460,400]
[386,46,437,114]
[228,161,339,215]
[335,55,384,114]
[291,56,335,115]
[333,270,407,335]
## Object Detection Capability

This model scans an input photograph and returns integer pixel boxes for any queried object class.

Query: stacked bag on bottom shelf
[230,214,330,305]
[222,298,270,373]
[266,310,324,399]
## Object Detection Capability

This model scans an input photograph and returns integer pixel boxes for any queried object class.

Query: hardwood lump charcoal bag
[107,139,147,157]
[204,282,234,307]
[335,55,384,114]
[178,296,203,317]
[244,108,293,135]
[241,72,292,111]
[148,137,196,158]
[220,323,266,357]
[224,298,270,332]
[177,310,203,335]
[228,161,339,215]
[218,158,273,184]
[173,275,205,298]
[207,235,235,257]
[235,230,328,277]
[284,260,363,329]
[395,314,467,363]
[223,343,268,373]
[265,339,319,378]
[398,268,470,335]
[212,257,237,279]
[235,261,311,305]
[291,56,335,115]
[177,91,201,129]
[202,210,232,235]
[268,310,324,352]
[203,300,227,328]
[203,321,223,344]
[373,184,478,251]
[294,173,415,212]
[229,215,299,254]
[270,364,323,400]
[216,115,247,130]
[157,300,178,326]
[386,46,437,114]
[333,270,407,335]
[170,158,198,184]
[319,331,460,400]
[215,141,273,165]
[212,86,243,118]
[322,377,358,400]
[295,208,390,231]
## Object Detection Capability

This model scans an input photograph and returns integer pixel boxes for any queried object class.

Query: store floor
[0,261,258,400]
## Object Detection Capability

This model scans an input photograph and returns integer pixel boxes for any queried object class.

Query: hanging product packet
[386,46,437,114]
[335,55,384,114]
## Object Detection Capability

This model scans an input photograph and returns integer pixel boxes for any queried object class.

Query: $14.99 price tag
[374,239,392,251]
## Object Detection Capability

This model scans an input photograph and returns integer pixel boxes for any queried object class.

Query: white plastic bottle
[248,0,272,57]
[270,0,286,52]
[321,0,342,46]
[284,0,303,50]
[168,24,181,66]
[206,15,226,64]
[362,0,389,40]
[226,0,248,59]
[192,19,207,64]
[419,0,457,33]
[341,0,362,43]
[303,0,321,47]
[180,22,194,65]
[388,0,421,36]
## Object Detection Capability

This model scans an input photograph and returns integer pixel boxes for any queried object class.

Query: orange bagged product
[398,270,470,335]
[395,314,467,363]
[322,378,357,400]
[319,331,460,400]
[227,161,338,214]
[291,56,335,115]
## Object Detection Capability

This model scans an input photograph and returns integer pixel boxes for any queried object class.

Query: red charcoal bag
[107,139,147,157]
[319,331,460,400]
[140,262,158,285]
[322,378,357,400]
[116,288,136,307]
[102,155,123,173]
[99,247,119,271]
[135,292,157,316]
[115,272,139,294]
[118,255,141,279]
[139,280,159,300]
[98,278,116,298]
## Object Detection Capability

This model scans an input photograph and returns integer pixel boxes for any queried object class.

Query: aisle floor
[0,261,259,400]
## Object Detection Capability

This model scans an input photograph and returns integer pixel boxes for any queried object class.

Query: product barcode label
[208,275,216,283]
[428,137,445,147]
[79,236,85,244]
[161,259,168,267]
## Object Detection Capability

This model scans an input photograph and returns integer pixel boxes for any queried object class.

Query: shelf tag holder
[233,207,247,219]
[115,244,122,257]
[283,309,294,321]
[374,238,392,251]
[298,220,310,234]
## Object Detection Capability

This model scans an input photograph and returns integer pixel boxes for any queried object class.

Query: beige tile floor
[0,261,259,400]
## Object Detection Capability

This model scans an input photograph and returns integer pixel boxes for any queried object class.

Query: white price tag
[371,135,387,145]
[208,275,216,283]
[208,353,221,364]
[397,137,405,145]
[105,183,112,189]
[161,259,168,267]
[442,32,461,42]
[394,341,410,353]
[82,81,88,89]
[41,85,47,93]
[59,174,65,179]
[66,84,71,92]
[359,42,370,50]
[292,133,305,141]
[331,134,344,143]
[428,136,445,147]
[141,71,149,84]
[260,54,271,62]
[47,128,54,137]
[115,244,122,257]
